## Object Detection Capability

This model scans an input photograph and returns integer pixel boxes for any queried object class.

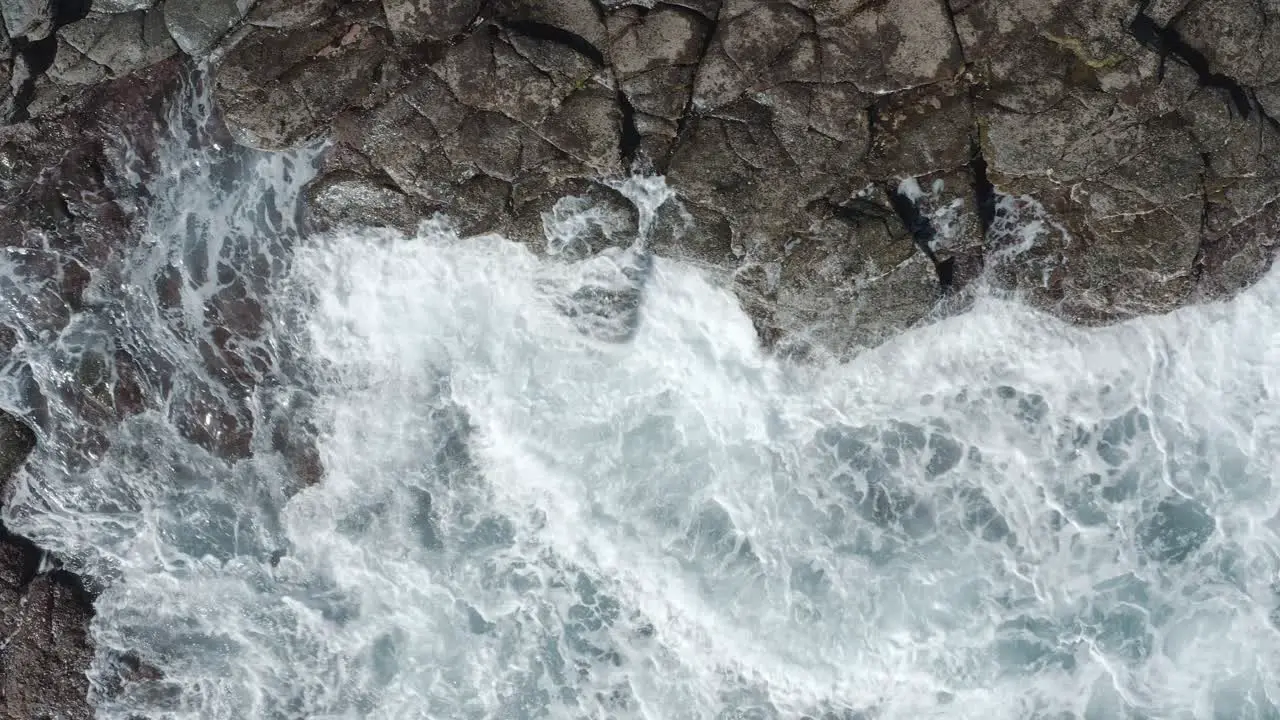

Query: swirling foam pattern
[2,75,1279,720]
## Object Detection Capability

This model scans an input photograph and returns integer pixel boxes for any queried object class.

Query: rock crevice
[2,2,1280,713]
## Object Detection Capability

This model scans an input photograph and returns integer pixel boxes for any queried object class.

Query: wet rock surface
[1,0,1276,356]
[0,57,181,718]
[1,411,94,720]
[0,0,1279,712]
[199,0,1280,355]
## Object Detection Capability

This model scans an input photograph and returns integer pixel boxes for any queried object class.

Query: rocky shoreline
[1,0,1279,716]
[1,411,95,720]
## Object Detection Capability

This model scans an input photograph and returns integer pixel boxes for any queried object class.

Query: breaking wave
[3,74,1280,720]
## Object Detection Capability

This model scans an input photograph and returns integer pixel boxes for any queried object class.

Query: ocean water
[3,76,1280,720]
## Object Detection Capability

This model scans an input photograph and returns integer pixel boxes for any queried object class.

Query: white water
[4,78,1280,720]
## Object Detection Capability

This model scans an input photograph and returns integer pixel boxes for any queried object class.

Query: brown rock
[0,572,94,720]
[218,0,1280,355]
[1,412,94,720]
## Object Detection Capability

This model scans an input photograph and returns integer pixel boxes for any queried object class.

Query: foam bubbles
[2,75,1280,720]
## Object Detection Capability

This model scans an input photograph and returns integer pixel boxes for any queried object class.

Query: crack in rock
[1129,3,1256,120]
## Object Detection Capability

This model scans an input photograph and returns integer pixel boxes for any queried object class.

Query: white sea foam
[2,75,1280,720]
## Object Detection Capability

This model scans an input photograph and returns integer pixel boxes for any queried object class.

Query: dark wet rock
[0,412,34,482]
[1194,194,1280,301]
[0,61,184,716]
[0,60,182,299]
[1,412,94,720]
[0,571,95,720]
[51,8,178,84]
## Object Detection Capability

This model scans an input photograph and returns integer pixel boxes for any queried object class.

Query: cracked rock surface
[1,0,1280,714]
[204,0,1280,354]
[1,56,182,719]
[1,0,1276,353]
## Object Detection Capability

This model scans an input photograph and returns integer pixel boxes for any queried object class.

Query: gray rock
[605,4,711,159]
[1,0,176,121]
[959,0,1280,321]
[46,34,110,86]
[163,0,254,55]
[52,9,178,83]
[284,0,631,240]
[0,0,53,42]
[214,0,393,149]
[94,0,158,13]
[495,0,607,52]
[381,0,482,45]
[248,0,340,28]
[1178,0,1280,89]
[305,171,429,235]
[209,0,1280,354]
